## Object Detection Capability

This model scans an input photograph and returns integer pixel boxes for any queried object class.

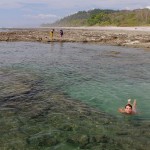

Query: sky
[0,0,150,28]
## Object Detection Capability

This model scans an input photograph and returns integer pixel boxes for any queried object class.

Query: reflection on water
[0,42,150,149]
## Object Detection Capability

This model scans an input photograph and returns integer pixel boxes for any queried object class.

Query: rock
[27,133,59,146]
[0,28,150,49]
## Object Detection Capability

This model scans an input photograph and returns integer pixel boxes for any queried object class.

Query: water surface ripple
[0,42,150,149]
[0,42,150,119]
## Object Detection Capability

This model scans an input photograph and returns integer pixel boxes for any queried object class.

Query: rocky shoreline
[0,27,150,49]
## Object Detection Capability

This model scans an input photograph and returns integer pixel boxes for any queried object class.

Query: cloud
[0,0,149,10]
[24,14,59,19]
[42,0,150,10]
[21,13,60,27]
[0,0,47,9]
[0,1,23,9]
[146,6,150,9]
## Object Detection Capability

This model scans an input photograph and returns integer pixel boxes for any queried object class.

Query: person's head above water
[118,99,137,115]
[124,104,132,114]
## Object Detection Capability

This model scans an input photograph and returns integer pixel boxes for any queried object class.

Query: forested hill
[42,8,150,27]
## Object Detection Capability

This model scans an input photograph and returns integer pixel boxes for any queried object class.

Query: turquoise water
[0,41,150,120]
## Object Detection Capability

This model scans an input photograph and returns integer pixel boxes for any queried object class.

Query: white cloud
[24,14,59,19]
[146,6,150,9]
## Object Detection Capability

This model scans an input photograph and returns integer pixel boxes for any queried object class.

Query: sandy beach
[0,26,150,49]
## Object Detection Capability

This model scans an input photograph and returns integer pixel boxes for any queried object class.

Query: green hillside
[42,8,150,27]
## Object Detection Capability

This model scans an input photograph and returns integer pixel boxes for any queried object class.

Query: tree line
[42,8,150,27]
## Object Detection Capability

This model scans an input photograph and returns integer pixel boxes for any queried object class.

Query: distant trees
[135,9,150,24]
[43,8,150,27]
[87,13,111,26]
[86,9,150,26]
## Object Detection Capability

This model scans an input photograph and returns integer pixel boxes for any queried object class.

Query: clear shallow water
[0,42,150,120]
[0,42,150,149]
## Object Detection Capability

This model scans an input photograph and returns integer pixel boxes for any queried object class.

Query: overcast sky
[0,0,149,28]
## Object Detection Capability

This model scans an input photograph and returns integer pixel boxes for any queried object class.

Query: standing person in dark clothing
[60,29,63,38]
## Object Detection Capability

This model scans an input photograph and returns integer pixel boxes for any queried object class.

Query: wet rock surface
[0,28,150,49]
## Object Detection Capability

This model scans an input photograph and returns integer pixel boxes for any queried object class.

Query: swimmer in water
[118,99,137,115]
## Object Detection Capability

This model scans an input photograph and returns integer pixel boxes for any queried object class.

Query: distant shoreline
[1,26,150,32]
[0,26,150,49]
[42,26,150,32]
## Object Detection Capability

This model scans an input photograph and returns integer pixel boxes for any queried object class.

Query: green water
[0,42,150,149]
[0,42,150,119]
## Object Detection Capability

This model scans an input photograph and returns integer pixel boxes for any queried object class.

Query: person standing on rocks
[50,29,54,41]
[60,29,63,38]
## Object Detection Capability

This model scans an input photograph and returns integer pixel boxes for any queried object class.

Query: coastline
[0,26,150,49]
